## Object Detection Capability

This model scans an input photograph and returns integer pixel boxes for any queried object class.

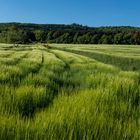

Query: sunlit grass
[0,44,139,140]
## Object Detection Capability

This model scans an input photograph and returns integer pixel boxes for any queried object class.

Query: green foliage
[56,33,73,43]
[99,34,112,44]
[77,33,91,44]
[34,30,47,42]
[114,33,123,44]
[0,23,140,44]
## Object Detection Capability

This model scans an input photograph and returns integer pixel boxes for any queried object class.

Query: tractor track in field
[48,50,81,92]
[0,51,29,66]
[13,52,45,87]
[48,49,70,70]
[0,51,44,87]
[18,49,82,118]
[0,46,79,117]
[53,47,140,71]
[0,52,14,58]
[12,49,73,117]
[0,52,31,85]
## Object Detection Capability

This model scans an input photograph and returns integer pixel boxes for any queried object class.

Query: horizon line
[0,21,140,28]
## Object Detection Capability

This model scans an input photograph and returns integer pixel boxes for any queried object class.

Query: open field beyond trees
[0,44,139,140]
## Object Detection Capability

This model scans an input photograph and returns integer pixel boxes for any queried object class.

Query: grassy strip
[52,46,140,71]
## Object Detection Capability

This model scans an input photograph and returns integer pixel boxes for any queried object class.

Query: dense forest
[0,22,140,44]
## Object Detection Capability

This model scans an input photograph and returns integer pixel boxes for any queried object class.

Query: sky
[0,0,140,27]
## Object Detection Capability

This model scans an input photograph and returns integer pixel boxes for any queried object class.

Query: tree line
[0,23,140,44]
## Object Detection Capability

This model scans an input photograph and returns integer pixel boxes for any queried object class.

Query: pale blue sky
[0,0,139,27]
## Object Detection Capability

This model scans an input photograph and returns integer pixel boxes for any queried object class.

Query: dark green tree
[114,33,123,44]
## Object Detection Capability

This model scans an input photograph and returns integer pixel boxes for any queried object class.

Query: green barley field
[0,44,140,140]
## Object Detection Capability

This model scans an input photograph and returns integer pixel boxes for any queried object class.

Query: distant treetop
[0,22,140,44]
